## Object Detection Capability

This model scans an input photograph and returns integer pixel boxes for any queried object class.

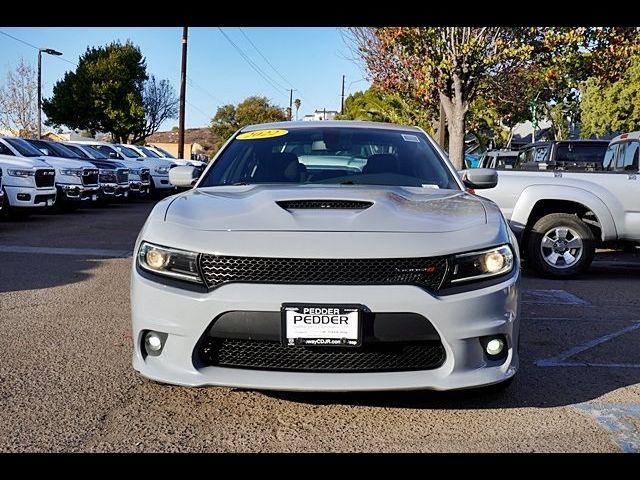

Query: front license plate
[92,194,98,201]
[46,199,54,207]
[282,304,362,347]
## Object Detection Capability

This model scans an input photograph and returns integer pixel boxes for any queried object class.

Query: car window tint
[621,141,639,171]
[0,142,14,156]
[602,144,617,171]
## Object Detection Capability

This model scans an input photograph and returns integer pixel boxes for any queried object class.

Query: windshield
[115,145,142,158]
[198,127,459,189]
[83,145,109,159]
[27,139,82,159]
[150,145,175,158]
[137,146,160,158]
[3,137,43,157]
[63,144,91,159]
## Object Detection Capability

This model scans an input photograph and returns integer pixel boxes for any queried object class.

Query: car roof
[486,150,519,156]
[522,140,609,148]
[239,120,423,133]
[610,131,640,143]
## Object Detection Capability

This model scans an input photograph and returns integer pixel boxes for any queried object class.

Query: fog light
[143,331,166,357]
[486,338,505,356]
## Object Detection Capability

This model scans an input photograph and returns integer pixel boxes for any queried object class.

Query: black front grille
[99,171,116,183]
[277,199,373,210]
[116,169,129,184]
[82,169,99,186]
[199,338,445,372]
[140,170,150,183]
[35,169,55,188]
[199,255,448,291]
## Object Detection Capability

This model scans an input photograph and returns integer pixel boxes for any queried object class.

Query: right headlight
[7,169,35,177]
[449,244,514,284]
[137,241,202,284]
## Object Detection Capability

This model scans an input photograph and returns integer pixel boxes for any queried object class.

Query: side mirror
[462,168,498,189]
[108,152,119,159]
[169,165,198,188]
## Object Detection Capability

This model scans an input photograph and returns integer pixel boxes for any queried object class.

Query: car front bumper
[4,185,57,208]
[151,174,173,190]
[129,181,150,196]
[57,184,100,202]
[99,183,130,199]
[131,269,520,392]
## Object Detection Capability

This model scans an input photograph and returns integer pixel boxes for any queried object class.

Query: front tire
[527,213,595,277]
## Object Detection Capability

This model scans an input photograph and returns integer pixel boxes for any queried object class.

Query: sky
[0,27,371,131]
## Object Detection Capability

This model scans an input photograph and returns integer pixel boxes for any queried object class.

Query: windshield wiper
[230,182,250,186]
[340,180,356,185]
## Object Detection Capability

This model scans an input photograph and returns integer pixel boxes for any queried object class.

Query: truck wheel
[527,213,595,277]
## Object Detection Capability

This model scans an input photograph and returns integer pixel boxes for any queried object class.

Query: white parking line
[0,245,132,258]
[575,403,640,453]
[536,322,640,368]
[523,289,590,306]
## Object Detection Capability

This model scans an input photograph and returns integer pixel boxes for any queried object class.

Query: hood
[0,154,52,169]
[39,155,97,170]
[164,185,488,233]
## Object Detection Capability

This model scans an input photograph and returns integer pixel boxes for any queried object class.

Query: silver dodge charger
[131,121,520,392]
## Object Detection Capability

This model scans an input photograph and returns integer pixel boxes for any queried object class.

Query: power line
[217,27,288,99]
[187,76,226,105]
[0,30,78,67]
[186,100,211,121]
[237,27,297,92]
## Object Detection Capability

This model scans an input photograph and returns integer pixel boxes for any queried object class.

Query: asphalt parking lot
[1,199,639,452]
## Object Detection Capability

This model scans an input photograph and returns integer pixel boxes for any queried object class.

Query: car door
[612,140,640,238]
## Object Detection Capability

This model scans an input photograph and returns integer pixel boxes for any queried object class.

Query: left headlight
[59,168,84,177]
[137,241,203,284]
[154,166,171,174]
[449,244,514,284]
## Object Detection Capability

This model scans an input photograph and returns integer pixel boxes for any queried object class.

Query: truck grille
[99,171,116,184]
[199,255,449,291]
[277,200,373,210]
[35,169,55,188]
[82,169,99,186]
[199,338,446,372]
[116,169,129,184]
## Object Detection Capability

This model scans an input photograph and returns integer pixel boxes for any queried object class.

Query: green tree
[336,88,435,135]
[210,96,287,151]
[43,41,147,143]
[581,54,640,138]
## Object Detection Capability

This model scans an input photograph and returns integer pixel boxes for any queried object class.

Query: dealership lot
[0,200,639,452]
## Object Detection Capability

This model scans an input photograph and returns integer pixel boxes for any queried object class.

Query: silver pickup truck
[475,133,639,277]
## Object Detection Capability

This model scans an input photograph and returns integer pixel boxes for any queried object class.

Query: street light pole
[178,27,188,159]
[37,48,62,139]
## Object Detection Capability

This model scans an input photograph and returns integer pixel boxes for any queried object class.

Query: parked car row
[0,136,205,218]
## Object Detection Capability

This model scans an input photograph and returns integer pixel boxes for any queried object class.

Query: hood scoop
[276,199,373,211]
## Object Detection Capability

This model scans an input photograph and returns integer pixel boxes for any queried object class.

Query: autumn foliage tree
[0,58,39,137]
[349,27,535,169]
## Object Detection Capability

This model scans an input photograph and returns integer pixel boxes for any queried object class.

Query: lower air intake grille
[200,338,446,372]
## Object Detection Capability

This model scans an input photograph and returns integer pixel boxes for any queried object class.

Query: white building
[302,110,339,121]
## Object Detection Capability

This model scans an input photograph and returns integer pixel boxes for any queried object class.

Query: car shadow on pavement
[260,360,640,410]
[0,253,103,293]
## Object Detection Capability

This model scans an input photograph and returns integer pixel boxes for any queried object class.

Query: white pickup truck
[476,133,639,277]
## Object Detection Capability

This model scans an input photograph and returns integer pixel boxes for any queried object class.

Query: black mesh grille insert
[82,170,99,186]
[99,171,116,183]
[277,199,373,210]
[117,170,129,184]
[34,169,55,188]
[200,338,445,372]
[199,255,448,291]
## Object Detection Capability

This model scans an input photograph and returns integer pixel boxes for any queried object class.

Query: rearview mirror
[462,168,498,189]
[169,165,198,188]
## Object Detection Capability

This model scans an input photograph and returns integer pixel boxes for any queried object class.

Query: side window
[0,142,15,156]
[96,146,122,159]
[621,141,639,172]
[535,147,548,162]
[602,144,617,171]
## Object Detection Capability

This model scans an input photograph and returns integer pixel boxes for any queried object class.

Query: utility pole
[37,48,63,139]
[178,27,188,159]
[289,89,293,121]
[341,75,345,115]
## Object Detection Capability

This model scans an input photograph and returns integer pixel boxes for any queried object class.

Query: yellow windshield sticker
[237,129,288,140]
